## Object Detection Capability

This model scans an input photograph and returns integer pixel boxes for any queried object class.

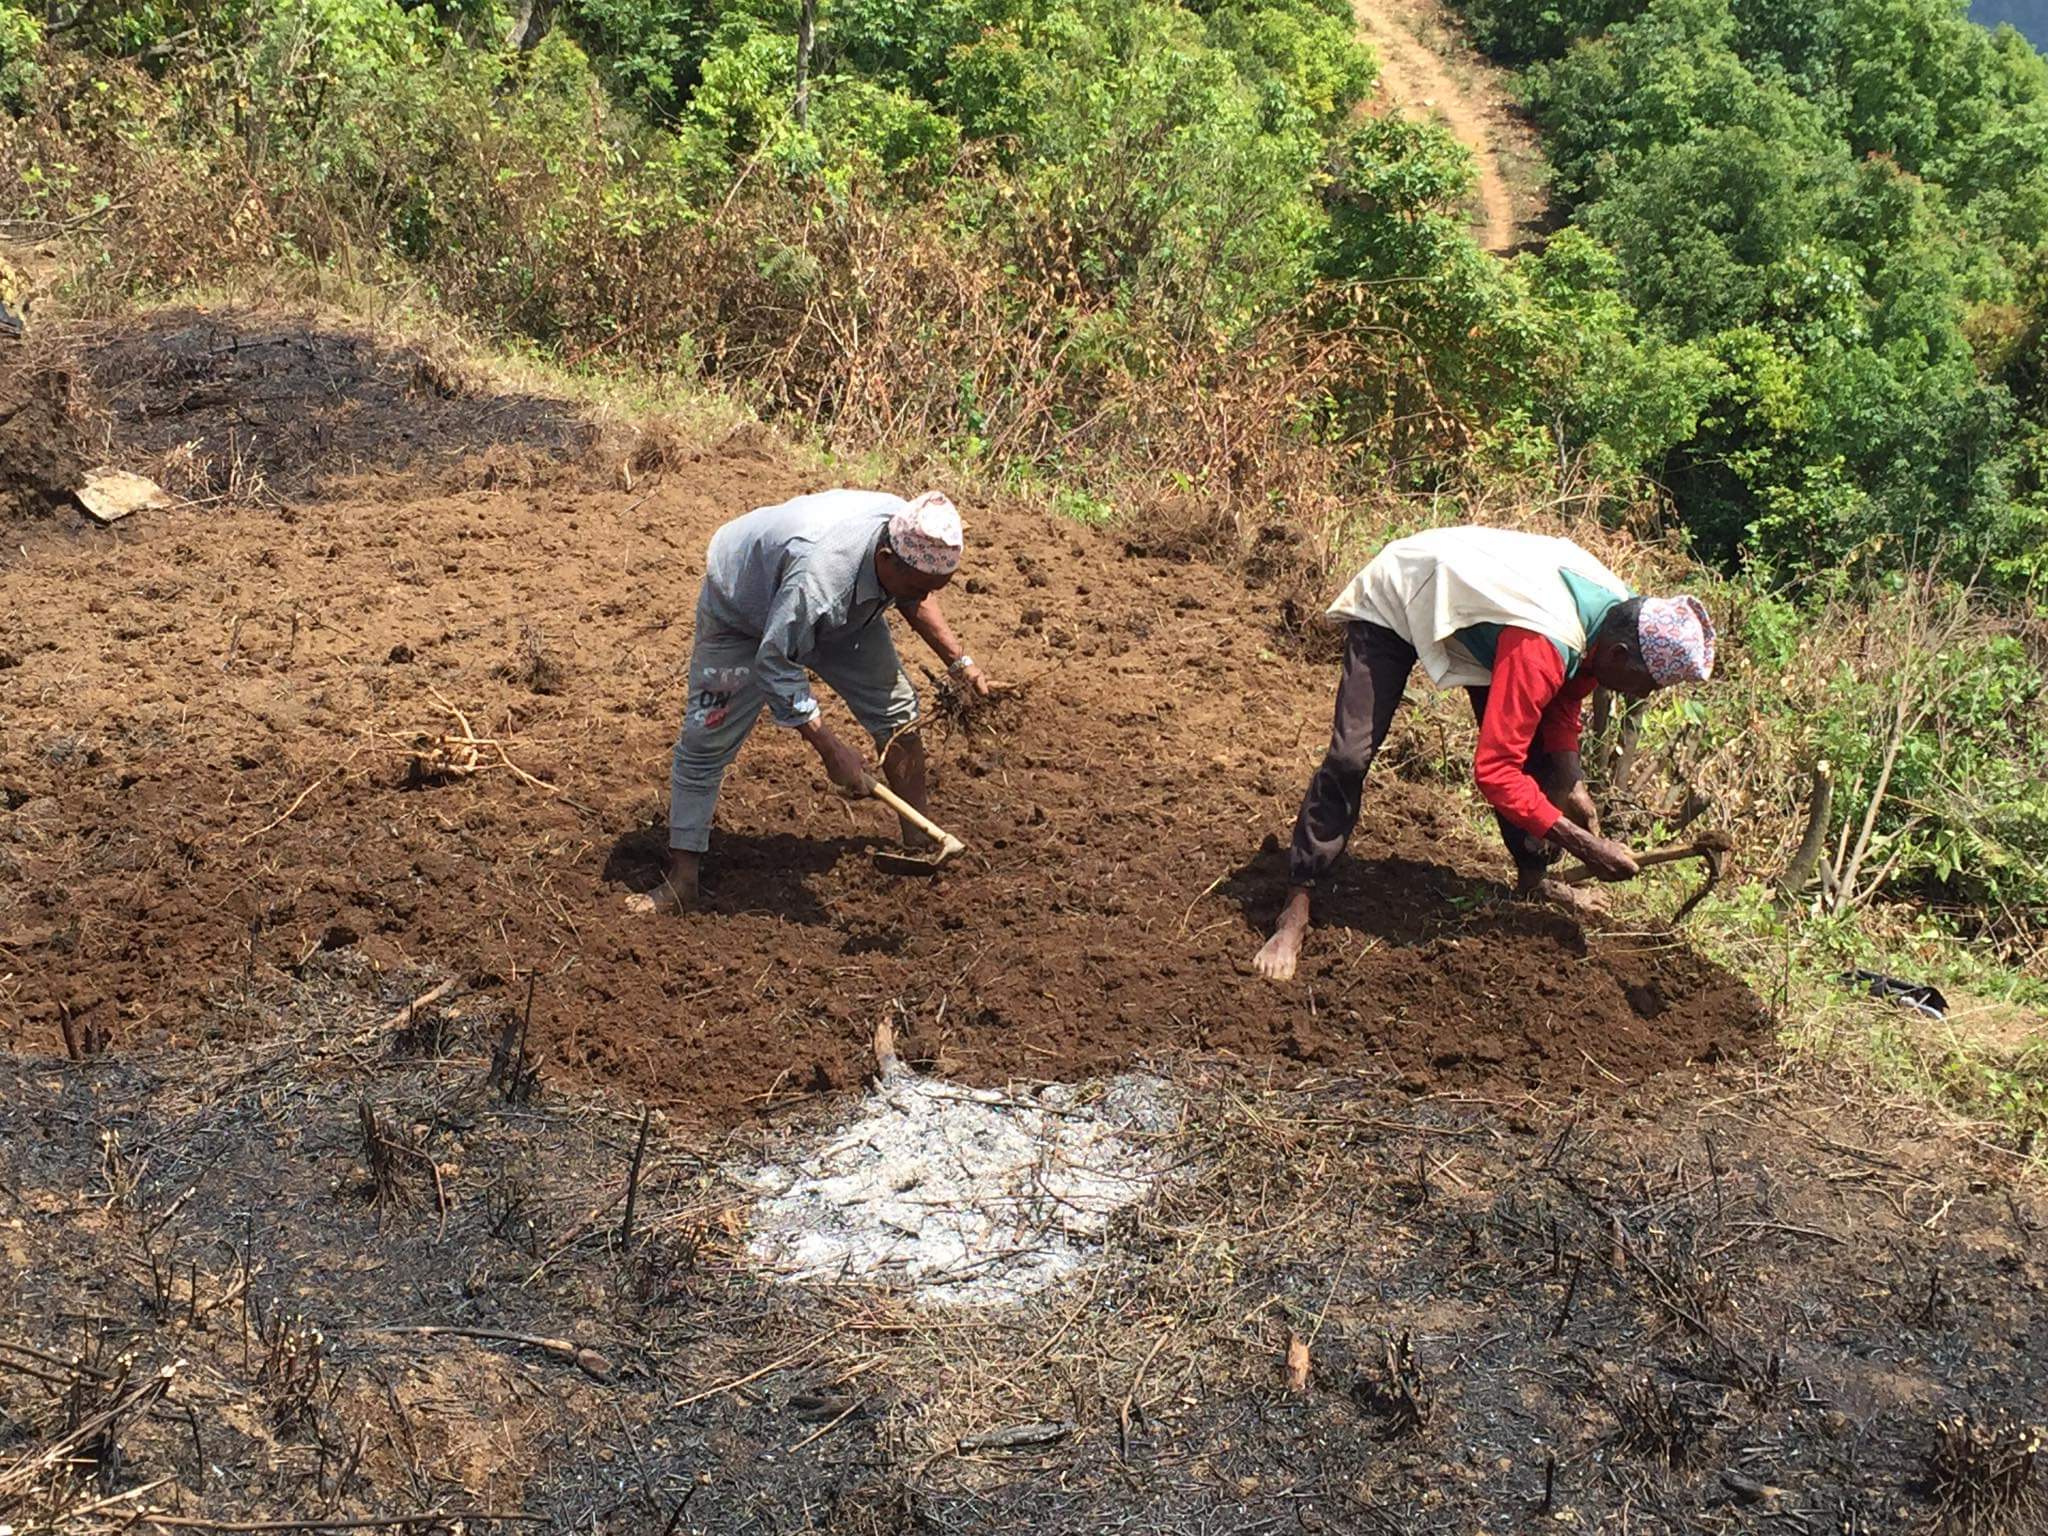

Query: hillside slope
[0,309,1762,1118]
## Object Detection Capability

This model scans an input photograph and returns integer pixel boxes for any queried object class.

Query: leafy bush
[1623,574,2048,955]
[1456,0,1646,60]
[0,0,40,111]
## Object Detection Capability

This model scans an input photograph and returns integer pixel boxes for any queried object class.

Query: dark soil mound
[0,351,93,522]
[83,309,598,500]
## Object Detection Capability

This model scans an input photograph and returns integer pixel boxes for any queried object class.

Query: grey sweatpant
[668,601,920,853]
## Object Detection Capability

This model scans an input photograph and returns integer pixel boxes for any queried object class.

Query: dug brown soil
[0,346,94,523]
[0,311,1765,1122]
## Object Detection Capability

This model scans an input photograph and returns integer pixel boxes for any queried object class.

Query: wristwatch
[947,655,976,674]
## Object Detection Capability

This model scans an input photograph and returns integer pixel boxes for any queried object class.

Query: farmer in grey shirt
[631,489,993,912]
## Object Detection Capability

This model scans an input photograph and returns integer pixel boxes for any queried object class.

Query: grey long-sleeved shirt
[698,489,909,727]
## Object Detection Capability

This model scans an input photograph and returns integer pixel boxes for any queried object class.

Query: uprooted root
[919,665,1027,738]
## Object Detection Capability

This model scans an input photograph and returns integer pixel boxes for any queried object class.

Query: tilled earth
[1,309,1764,1121]
[8,310,2040,1536]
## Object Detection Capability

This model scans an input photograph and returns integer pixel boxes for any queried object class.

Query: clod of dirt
[0,361,93,523]
[1625,981,1668,1019]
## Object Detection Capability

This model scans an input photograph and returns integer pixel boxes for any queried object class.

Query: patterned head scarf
[1637,595,1715,687]
[888,491,964,577]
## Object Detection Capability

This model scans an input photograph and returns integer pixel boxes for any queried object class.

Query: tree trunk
[793,0,817,126]
[1776,760,1833,904]
[507,0,558,53]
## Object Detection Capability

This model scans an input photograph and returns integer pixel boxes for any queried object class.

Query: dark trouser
[1286,621,1565,889]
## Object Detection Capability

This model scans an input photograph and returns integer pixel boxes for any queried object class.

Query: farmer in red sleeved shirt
[1254,526,1716,982]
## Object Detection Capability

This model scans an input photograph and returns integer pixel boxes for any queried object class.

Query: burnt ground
[0,310,2042,1534]
[0,309,594,528]
[2,972,2042,1535]
[83,310,597,503]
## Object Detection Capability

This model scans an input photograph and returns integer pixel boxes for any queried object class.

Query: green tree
[0,0,39,111]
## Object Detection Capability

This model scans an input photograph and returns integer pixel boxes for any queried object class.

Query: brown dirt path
[1352,0,1537,252]
[0,311,1763,1123]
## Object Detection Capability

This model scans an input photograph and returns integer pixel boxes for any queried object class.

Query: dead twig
[238,746,369,844]
[359,1325,612,1382]
[618,1106,652,1251]
[671,1329,843,1408]
[374,978,458,1038]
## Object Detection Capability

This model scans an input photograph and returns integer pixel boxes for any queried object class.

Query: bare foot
[1524,877,1605,916]
[625,851,700,915]
[1254,889,1312,981]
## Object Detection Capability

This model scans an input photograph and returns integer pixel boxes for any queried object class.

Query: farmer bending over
[1254,525,1714,981]
[631,489,992,913]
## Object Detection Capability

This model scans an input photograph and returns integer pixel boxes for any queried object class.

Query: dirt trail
[0,311,1763,1123]
[1352,0,1530,252]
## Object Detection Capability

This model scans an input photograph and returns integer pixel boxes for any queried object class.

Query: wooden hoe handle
[866,778,966,854]
[1556,840,1723,887]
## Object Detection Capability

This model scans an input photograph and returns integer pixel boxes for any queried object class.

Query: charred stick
[619,1106,652,1251]
[1551,1257,1585,1339]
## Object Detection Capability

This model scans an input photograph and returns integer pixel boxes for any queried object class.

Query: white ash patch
[737,1071,1178,1306]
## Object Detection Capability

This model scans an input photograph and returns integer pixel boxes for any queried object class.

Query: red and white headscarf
[888,491,963,577]
[1638,595,1715,686]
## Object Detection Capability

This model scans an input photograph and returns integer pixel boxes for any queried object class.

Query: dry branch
[137,1511,547,1531]
[359,1325,611,1382]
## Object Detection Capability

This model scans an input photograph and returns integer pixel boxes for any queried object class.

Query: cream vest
[1327,526,1631,688]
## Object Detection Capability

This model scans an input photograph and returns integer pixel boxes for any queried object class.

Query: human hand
[1552,819,1639,881]
[958,661,993,700]
[806,725,873,799]
[1579,834,1639,882]
[1563,781,1601,838]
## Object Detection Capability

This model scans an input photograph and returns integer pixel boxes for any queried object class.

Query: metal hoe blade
[874,835,966,877]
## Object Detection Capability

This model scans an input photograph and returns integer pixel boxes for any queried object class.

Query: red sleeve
[1535,668,1599,754]
[1473,627,1570,837]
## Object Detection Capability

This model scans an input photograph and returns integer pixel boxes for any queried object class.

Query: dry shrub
[1610,1376,1714,1469]
[1350,1329,1432,1439]
[583,185,1436,560]
[0,1352,178,1524]
[2,59,1457,577]
[499,621,567,695]
[1923,1413,2042,1534]
[623,412,701,477]
[257,1310,329,1434]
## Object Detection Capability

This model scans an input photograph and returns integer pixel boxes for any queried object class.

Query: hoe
[1554,829,1733,925]
[866,779,968,876]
